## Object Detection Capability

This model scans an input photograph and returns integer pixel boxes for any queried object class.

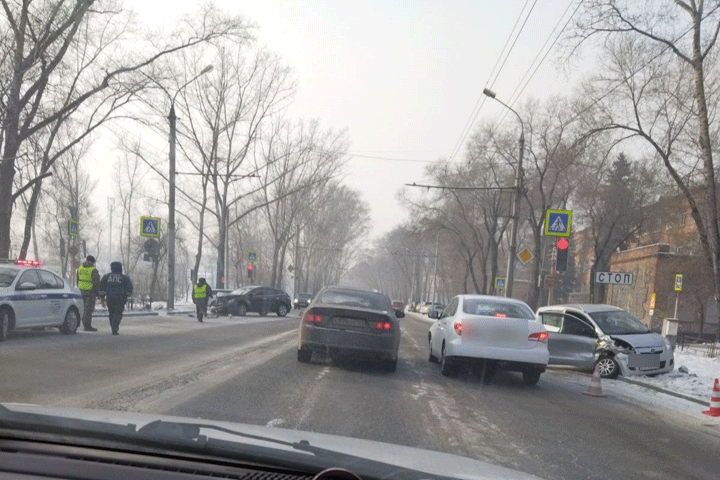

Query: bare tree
[571,0,720,323]
[0,0,251,258]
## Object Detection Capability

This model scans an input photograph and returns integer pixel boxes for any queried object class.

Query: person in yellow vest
[192,278,214,323]
[76,255,101,331]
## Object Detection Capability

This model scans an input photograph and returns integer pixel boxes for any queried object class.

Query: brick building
[571,193,718,335]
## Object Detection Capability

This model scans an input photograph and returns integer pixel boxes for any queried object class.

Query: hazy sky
[112,0,581,239]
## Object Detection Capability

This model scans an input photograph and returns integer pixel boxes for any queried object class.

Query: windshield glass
[462,298,535,319]
[317,289,391,311]
[4,3,719,480]
[588,310,651,335]
[0,267,18,287]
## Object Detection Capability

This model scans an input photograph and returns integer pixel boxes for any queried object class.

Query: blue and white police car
[0,260,84,341]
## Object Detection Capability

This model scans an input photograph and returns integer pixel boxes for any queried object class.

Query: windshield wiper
[0,405,452,480]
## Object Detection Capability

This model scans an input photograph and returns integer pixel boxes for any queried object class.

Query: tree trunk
[19,179,44,260]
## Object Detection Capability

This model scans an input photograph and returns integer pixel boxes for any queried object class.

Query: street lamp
[167,64,213,310]
[483,88,524,298]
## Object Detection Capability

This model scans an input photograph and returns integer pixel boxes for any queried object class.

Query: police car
[0,259,84,341]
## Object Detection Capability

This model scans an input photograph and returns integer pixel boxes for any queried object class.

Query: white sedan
[428,295,549,385]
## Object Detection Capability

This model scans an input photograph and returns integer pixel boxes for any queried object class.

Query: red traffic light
[247,264,254,271]
[557,238,569,250]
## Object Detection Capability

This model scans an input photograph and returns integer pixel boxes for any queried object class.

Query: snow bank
[623,348,720,402]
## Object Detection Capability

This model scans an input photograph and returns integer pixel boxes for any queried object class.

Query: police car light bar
[15,259,42,267]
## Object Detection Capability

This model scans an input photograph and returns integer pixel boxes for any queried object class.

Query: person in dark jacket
[192,277,213,323]
[98,262,133,335]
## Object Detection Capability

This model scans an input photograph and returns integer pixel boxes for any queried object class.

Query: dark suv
[210,286,291,317]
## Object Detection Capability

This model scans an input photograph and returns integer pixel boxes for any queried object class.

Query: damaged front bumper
[599,335,674,377]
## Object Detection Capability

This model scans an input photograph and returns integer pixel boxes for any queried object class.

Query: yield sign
[517,248,533,265]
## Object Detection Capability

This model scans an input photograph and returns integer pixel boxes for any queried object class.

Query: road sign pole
[674,292,679,319]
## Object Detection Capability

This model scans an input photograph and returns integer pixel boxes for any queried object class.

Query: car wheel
[597,356,620,379]
[234,302,247,316]
[428,336,439,363]
[522,371,541,386]
[297,348,311,363]
[60,308,80,335]
[277,304,288,317]
[0,308,10,341]
[440,344,456,377]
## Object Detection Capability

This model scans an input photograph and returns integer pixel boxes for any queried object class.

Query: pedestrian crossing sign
[140,216,161,238]
[495,277,507,290]
[544,209,572,237]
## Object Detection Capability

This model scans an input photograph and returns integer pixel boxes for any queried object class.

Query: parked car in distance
[0,259,83,341]
[391,300,405,313]
[298,286,403,371]
[537,304,674,379]
[428,295,549,385]
[210,286,291,317]
[293,293,313,310]
[418,301,434,314]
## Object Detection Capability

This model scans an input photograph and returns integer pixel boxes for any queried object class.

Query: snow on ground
[622,347,720,403]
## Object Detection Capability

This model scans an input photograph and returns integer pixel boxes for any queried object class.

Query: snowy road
[2,312,719,480]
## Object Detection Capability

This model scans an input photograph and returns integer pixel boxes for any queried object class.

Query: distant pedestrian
[77,255,101,331]
[192,277,213,322]
[99,262,133,335]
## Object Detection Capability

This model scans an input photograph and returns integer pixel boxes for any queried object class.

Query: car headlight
[664,337,672,351]
[294,298,298,302]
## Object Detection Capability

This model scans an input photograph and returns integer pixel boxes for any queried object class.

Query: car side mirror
[428,310,440,319]
[395,310,405,319]
[17,282,37,291]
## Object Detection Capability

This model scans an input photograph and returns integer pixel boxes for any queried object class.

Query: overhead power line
[449,0,538,162]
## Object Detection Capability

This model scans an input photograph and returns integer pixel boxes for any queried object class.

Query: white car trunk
[461,315,530,349]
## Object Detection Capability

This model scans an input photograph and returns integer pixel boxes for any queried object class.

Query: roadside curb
[616,375,709,407]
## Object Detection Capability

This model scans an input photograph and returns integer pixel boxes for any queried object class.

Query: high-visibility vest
[193,284,208,299]
[77,265,95,291]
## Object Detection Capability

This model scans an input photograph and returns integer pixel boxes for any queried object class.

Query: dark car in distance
[210,286,291,317]
[293,293,313,309]
[297,286,403,371]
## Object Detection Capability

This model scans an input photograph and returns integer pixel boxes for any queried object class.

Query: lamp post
[167,65,213,311]
[482,88,524,298]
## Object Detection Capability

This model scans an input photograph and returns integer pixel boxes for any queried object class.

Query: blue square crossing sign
[544,209,572,237]
[140,216,161,238]
[495,277,507,290]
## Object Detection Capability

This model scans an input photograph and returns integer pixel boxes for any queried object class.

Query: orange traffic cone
[703,378,720,417]
[584,362,606,397]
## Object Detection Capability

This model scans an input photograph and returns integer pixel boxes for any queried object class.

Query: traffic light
[247,263,254,279]
[556,238,569,272]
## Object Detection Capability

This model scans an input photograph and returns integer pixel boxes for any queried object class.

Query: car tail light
[528,331,549,343]
[495,313,507,318]
[306,311,323,323]
[453,321,462,336]
[375,320,392,331]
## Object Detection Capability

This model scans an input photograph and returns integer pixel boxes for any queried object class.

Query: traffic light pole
[548,243,557,306]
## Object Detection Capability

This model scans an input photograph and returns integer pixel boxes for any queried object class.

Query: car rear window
[462,298,535,319]
[318,289,391,311]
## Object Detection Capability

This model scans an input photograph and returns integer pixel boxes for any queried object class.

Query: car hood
[609,332,664,348]
[1,403,540,480]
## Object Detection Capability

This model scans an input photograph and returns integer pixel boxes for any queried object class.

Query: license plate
[628,354,660,369]
[332,317,367,328]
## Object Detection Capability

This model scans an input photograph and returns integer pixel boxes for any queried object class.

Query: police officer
[77,255,101,331]
[192,278,213,322]
[98,261,133,335]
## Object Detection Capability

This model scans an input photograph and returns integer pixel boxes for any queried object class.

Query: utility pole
[483,88,524,299]
[431,233,440,304]
[107,197,114,262]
